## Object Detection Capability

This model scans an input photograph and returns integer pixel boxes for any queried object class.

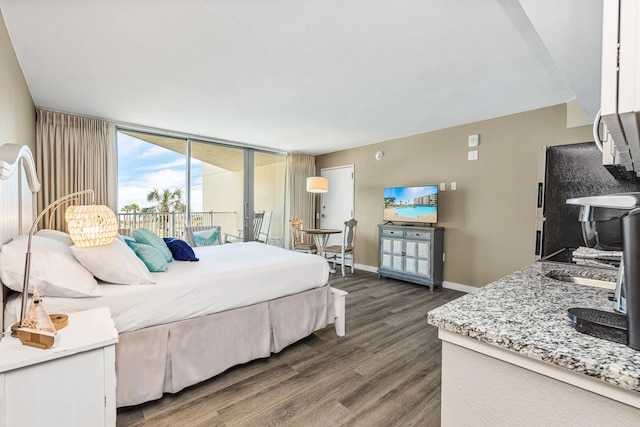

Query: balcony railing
[117,211,237,240]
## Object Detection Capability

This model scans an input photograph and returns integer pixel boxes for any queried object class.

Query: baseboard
[353,264,478,294]
[442,281,478,294]
[354,263,378,273]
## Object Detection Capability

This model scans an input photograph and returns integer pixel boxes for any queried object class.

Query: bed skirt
[115,285,334,407]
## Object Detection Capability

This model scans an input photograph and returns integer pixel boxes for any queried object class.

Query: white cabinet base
[0,308,118,427]
[440,331,640,426]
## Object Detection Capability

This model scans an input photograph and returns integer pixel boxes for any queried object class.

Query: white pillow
[35,229,74,246]
[71,238,156,285]
[0,235,102,297]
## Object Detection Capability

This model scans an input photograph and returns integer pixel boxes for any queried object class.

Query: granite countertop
[427,261,640,393]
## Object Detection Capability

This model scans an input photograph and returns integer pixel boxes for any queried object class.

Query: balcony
[117,211,237,240]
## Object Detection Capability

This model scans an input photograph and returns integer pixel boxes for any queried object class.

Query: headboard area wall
[0,144,40,333]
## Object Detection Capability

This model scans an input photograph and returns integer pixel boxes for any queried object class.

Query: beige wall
[202,160,286,241]
[253,161,286,241]
[202,163,244,235]
[317,104,593,287]
[0,9,34,151]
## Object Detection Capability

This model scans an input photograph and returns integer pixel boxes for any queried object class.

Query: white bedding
[4,242,329,333]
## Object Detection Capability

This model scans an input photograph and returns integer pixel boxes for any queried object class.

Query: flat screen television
[383,185,438,224]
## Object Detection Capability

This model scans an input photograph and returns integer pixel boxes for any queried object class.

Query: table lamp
[13,189,118,340]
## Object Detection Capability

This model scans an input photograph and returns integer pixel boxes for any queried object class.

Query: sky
[117,132,203,212]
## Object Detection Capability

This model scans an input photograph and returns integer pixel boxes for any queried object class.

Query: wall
[202,163,243,235]
[253,161,286,242]
[202,160,286,242]
[316,104,593,287]
[0,9,34,151]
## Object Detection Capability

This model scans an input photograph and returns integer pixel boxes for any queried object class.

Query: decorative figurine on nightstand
[16,291,59,349]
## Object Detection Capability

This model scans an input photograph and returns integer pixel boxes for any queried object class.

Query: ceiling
[121,129,285,172]
[0,0,603,156]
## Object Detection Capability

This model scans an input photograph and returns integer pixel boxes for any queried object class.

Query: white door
[320,165,355,247]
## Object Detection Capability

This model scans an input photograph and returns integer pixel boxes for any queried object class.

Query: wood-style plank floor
[116,270,464,427]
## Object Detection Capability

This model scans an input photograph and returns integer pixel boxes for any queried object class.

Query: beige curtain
[35,109,117,231]
[285,153,316,249]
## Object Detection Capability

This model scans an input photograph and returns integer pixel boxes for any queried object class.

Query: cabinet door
[391,239,404,271]
[404,240,432,278]
[405,241,418,274]
[380,237,393,269]
[380,237,404,272]
[4,349,108,427]
[381,252,392,269]
[416,241,432,278]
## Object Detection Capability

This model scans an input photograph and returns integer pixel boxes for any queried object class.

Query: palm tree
[146,188,186,236]
[146,188,185,213]
[384,196,396,208]
[121,203,141,213]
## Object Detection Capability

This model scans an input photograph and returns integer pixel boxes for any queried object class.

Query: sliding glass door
[116,129,285,244]
[253,151,286,246]
[116,131,187,238]
[189,140,244,241]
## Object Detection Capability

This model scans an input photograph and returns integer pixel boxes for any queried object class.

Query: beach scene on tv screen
[384,186,438,223]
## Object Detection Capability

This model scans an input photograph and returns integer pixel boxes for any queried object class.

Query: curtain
[285,153,316,249]
[35,109,117,231]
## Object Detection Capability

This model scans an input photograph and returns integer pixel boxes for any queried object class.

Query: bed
[0,144,340,408]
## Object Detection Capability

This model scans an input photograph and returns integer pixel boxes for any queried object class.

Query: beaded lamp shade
[65,204,118,247]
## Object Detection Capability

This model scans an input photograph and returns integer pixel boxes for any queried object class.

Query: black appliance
[536,142,640,260]
[565,193,640,351]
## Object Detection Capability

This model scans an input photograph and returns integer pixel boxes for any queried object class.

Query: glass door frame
[116,126,285,243]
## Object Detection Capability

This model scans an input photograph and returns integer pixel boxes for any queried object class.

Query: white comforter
[4,242,329,333]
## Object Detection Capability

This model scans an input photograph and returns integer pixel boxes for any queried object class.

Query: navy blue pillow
[163,238,199,262]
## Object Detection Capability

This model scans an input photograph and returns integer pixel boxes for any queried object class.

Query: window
[116,129,285,244]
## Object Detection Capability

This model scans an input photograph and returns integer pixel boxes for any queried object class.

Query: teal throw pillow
[126,240,168,272]
[133,228,173,262]
[193,228,219,246]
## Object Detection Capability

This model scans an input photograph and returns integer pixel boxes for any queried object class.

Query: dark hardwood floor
[116,271,464,427]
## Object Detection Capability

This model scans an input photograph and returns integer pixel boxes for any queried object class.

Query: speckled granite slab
[427,261,640,393]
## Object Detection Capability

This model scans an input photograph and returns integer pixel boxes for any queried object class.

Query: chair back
[256,211,271,243]
[185,225,222,246]
[252,212,265,241]
[343,218,357,250]
[290,217,304,246]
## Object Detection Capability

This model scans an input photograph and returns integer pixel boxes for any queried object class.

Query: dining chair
[323,218,357,277]
[290,217,317,254]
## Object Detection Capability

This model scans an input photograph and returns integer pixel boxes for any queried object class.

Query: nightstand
[0,307,118,427]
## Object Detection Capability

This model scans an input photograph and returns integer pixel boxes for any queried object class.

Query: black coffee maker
[566,193,640,350]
